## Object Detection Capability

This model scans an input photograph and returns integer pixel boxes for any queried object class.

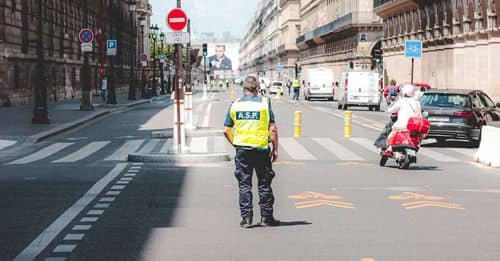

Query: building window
[8,64,20,89]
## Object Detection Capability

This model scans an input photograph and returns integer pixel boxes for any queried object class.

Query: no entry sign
[166,8,187,31]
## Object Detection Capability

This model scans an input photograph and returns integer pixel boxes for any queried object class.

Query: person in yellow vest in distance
[223,76,280,228]
[292,78,300,100]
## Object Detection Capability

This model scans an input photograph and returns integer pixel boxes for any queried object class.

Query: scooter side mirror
[422,111,429,118]
[496,102,500,108]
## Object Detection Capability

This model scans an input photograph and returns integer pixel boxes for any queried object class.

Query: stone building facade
[296,0,383,84]
[0,0,150,107]
[239,0,301,82]
[375,0,500,100]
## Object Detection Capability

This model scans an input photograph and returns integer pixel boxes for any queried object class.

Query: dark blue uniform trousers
[235,148,276,219]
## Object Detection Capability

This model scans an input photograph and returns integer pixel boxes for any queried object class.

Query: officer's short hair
[243,76,259,91]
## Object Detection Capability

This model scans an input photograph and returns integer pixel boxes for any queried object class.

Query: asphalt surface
[1,88,500,261]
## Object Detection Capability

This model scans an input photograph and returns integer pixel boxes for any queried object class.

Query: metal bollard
[185,91,194,129]
[276,89,282,100]
[294,111,302,138]
[344,111,352,138]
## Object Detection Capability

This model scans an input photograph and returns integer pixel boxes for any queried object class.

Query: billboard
[207,42,239,79]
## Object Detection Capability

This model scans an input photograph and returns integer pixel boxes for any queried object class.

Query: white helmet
[400,83,415,97]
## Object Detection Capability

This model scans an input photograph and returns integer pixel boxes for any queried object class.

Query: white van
[336,71,382,111]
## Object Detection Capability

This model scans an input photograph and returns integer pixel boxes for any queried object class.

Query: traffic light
[202,43,208,57]
[373,49,382,64]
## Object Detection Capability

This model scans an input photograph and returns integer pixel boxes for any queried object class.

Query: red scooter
[380,115,430,169]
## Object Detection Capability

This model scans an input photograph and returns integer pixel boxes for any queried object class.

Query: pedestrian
[286,80,292,96]
[100,76,108,103]
[223,75,280,228]
[292,78,300,100]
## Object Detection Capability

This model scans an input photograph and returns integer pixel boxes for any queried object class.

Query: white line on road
[87,210,104,215]
[13,163,127,261]
[104,139,145,161]
[312,138,363,161]
[350,137,379,154]
[53,244,76,253]
[80,217,99,222]
[202,102,213,127]
[419,148,460,162]
[53,141,110,163]
[160,139,173,153]
[280,138,317,161]
[72,225,92,231]
[0,139,16,151]
[63,234,85,241]
[137,139,161,154]
[8,143,73,165]
[189,137,208,153]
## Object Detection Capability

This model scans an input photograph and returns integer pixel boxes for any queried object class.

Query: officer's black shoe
[260,216,280,227]
[240,218,252,228]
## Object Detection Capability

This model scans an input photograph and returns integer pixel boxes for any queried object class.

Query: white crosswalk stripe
[160,139,173,153]
[213,136,228,153]
[7,143,73,165]
[189,137,208,153]
[137,139,161,154]
[280,137,317,161]
[350,137,379,153]
[0,140,17,151]
[52,141,110,163]
[312,138,363,161]
[104,139,145,161]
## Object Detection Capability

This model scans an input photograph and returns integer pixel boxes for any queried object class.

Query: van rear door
[347,71,380,105]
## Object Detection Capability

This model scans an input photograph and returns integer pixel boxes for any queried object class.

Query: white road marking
[53,244,76,253]
[104,139,145,161]
[111,185,126,190]
[116,180,130,185]
[80,217,99,222]
[447,148,477,158]
[0,139,17,151]
[189,137,208,153]
[312,138,363,161]
[124,173,137,177]
[137,139,161,154]
[53,141,110,163]
[99,197,115,202]
[8,143,73,164]
[87,210,104,215]
[280,138,317,161]
[65,137,88,141]
[13,163,127,261]
[350,137,379,153]
[63,234,85,241]
[120,177,133,181]
[132,162,144,166]
[160,139,173,153]
[202,102,213,127]
[45,257,67,261]
[127,169,140,173]
[72,225,92,231]
[94,203,110,208]
[130,166,142,169]
[106,190,121,196]
[419,148,460,162]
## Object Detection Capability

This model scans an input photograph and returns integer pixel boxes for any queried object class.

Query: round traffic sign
[79,28,94,43]
[166,8,188,31]
[139,53,148,62]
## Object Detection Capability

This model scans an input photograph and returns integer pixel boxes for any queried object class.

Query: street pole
[32,0,50,124]
[80,0,93,111]
[160,38,165,94]
[141,24,146,99]
[186,19,191,92]
[175,0,183,153]
[128,10,137,100]
[411,58,414,84]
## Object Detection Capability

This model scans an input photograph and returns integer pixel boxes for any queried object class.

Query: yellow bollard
[276,88,282,100]
[294,111,302,138]
[344,111,352,138]
[230,84,235,101]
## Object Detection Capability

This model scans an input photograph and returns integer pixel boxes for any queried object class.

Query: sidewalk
[0,92,165,151]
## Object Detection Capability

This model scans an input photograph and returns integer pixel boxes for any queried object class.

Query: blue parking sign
[106,40,117,56]
[404,40,422,59]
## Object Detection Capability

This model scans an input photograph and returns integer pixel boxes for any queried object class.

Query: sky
[149,0,260,39]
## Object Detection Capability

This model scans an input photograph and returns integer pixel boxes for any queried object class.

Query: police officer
[223,76,280,228]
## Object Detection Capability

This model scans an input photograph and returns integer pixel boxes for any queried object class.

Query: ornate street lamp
[149,24,159,97]
[159,32,166,94]
[139,16,147,98]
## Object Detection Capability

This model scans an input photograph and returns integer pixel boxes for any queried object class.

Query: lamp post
[139,16,146,98]
[127,0,138,100]
[149,24,159,97]
[32,0,50,123]
[159,32,166,94]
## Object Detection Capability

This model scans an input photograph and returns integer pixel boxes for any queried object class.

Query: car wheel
[374,105,381,111]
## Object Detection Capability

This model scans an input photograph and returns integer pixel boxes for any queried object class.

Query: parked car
[420,89,500,144]
[269,81,284,95]
[336,70,382,111]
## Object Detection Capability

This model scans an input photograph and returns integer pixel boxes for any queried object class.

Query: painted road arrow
[401,201,465,210]
[294,200,356,209]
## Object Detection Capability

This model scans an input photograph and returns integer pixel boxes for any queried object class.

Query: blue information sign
[107,40,117,49]
[276,66,284,73]
[404,40,422,59]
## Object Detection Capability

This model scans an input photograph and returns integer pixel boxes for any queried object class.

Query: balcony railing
[296,11,381,44]
[374,0,393,8]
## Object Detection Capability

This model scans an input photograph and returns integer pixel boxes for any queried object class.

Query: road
[1,88,500,261]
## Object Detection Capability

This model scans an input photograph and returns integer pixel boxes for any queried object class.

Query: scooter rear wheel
[398,155,411,169]
[379,156,388,167]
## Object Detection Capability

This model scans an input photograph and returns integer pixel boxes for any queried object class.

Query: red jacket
[383,84,399,98]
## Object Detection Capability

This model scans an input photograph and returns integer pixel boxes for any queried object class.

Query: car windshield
[420,93,467,108]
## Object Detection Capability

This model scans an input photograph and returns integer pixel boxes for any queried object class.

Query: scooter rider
[385,83,422,151]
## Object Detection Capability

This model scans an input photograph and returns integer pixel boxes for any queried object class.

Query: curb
[29,110,111,143]
[151,128,223,139]
[128,152,231,163]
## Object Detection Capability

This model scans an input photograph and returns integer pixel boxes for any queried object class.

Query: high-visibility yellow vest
[230,97,270,149]
[292,80,300,88]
